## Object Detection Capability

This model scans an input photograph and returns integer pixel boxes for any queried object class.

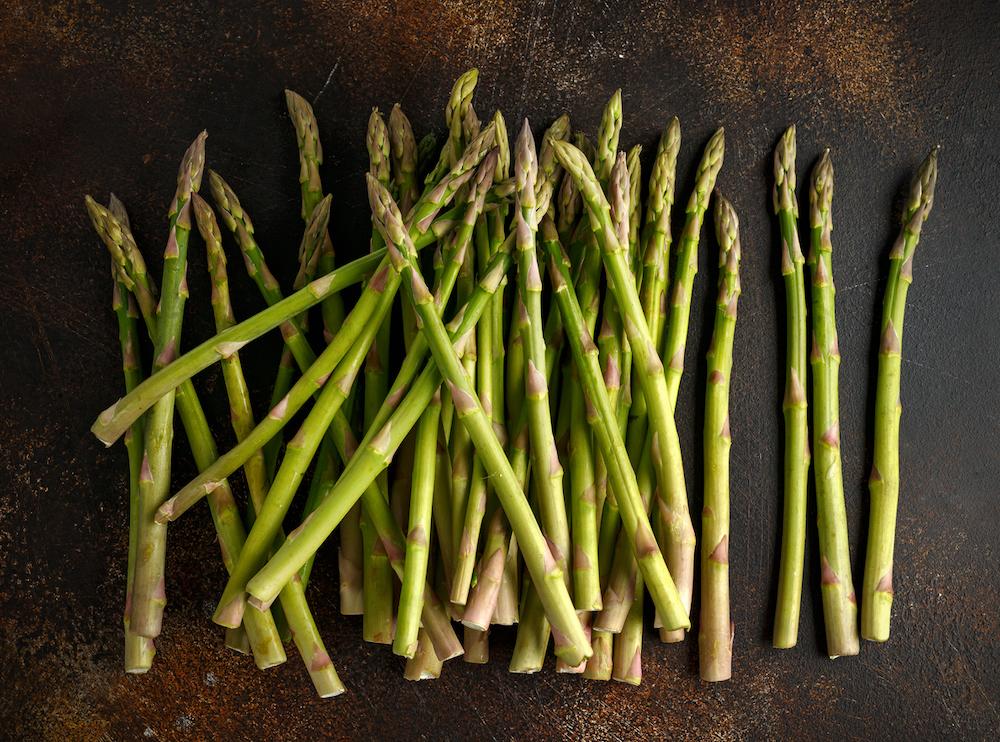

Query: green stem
[772,126,810,649]
[861,148,938,642]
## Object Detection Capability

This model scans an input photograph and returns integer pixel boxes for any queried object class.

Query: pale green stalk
[699,193,741,683]
[861,148,938,643]
[772,126,810,649]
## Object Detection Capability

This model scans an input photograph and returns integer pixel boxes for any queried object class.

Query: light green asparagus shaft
[122,133,204,639]
[361,107,396,646]
[107,194,156,673]
[772,126,810,649]
[808,150,860,658]
[194,195,344,696]
[700,193,741,683]
[394,388,442,656]
[862,148,938,642]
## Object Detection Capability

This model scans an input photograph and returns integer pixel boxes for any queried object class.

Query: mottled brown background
[1,0,998,739]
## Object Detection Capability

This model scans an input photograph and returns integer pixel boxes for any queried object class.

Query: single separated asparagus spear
[538,215,690,632]
[107,196,156,673]
[700,193,742,682]
[86,190,287,668]
[193,195,344,697]
[358,177,592,665]
[123,133,203,639]
[552,141,690,632]
[772,126,810,649]
[808,150,860,658]
[862,148,939,642]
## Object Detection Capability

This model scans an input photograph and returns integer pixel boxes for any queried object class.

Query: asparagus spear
[538,214,689,631]
[656,128,725,640]
[403,630,444,681]
[700,193,742,682]
[808,150,860,658]
[86,189,287,669]
[424,69,479,188]
[772,126,810,649]
[388,103,420,350]
[861,147,938,642]
[193,195,344,696]
[120,133,203,639]
[552,141,690,632]
[620,119,681,635]
[611,573,643,685]
[107,197,156,673]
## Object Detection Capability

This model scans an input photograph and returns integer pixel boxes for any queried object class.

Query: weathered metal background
[1,0,998,739]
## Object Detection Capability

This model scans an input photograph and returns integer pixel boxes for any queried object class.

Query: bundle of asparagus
[87,69,938,696]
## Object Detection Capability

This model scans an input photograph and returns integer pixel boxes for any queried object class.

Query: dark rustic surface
[2,1,998,739]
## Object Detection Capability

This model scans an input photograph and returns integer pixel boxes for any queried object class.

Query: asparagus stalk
[424,69,479,188]
[107,196,156,673]
[861,148,939,642]
[361,107,396,646]
[121,133,204,639]
[86,188,287,668]
[361,176,591,665]
[808,150,860,658]
[538,214,690,631]
[656,128,725,640]
[403,630,444,681]
[622,119,681,635]
[592,155,637,632]
[700,193,742,682]
[510,121,571,661]
[772,126,810,649]
[193,195,344,696]
[552,141,690,632]
[594,89,622,185]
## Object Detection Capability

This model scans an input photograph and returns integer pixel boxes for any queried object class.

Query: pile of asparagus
[86,70,937,696]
